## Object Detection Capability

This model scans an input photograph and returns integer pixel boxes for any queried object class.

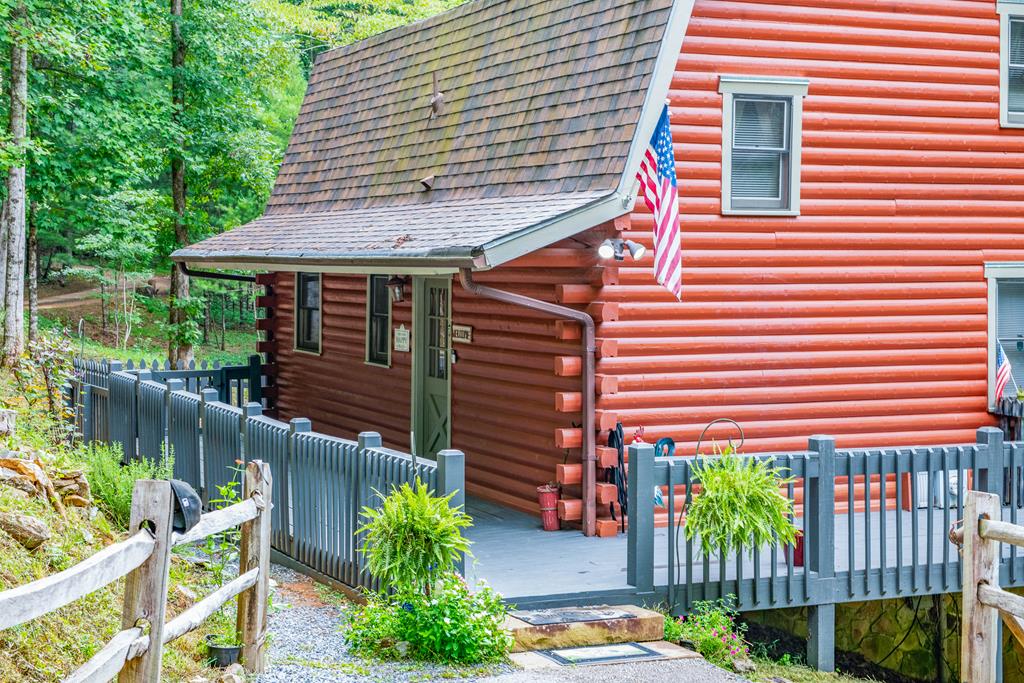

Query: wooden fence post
[237,460,272,673]
[961,490,1001,683]
[240,401,263,462]
[437,449,466,574]
[626,442,655,593]
[82,383,94,444]
[285,418,311,555]
[977,427,1005,501]
[118,480,175,683]
[807,435,837,672]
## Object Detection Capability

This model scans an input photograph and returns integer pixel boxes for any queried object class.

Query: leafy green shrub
[346,573,512,664]
[685,445,798,555]
[83,445,172,528]
[660,606,684,643]
[677,598,749,670]
[357,479,472,593]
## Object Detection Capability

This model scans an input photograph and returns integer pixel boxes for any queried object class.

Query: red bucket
[537,484,560,532]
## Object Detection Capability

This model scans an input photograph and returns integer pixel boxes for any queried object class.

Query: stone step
[504,605,664,653]
[509,640,701,669]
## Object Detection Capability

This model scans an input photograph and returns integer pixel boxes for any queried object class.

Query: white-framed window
[986,263,1024,406]
[719,75,809,216]
[365,274,391,367]
[998,2,1024,128]
[294,272,322,354]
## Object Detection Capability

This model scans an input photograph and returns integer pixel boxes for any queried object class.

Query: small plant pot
[537,484,560,532]
[784,531,805,567]
[205,634,241,668]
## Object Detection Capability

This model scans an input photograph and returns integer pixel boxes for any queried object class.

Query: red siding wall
[589,0,1013,455]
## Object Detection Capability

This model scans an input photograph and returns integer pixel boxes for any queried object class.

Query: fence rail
[627,426,1024,672]
[0,461,272,682]
[65,357,465,593]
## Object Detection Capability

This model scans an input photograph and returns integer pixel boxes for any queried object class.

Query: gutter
[178,262,256,283]
[459,269,598,537]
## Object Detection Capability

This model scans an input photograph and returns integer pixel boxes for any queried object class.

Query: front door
[413,277,452,459]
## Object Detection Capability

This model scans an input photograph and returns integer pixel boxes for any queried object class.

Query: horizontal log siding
[586,0,1010,455]
[271,274,413,450]
[451,242,600,515]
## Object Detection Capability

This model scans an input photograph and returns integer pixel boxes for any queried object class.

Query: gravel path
[255,565,513,683]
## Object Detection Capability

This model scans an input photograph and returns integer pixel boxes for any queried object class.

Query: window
[719,76,809,216]
[366,274,391,366]
[295,272,321,353]
[986,264,1024,406]
[999,3,1024,127]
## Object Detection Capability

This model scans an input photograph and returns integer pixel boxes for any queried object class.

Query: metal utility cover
[540,642,664,666]
[511,607,637,626]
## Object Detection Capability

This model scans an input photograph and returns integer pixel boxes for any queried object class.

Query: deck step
[504,605,665,653]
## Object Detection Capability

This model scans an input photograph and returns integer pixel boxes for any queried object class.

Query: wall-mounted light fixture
[598,238,646,261]
[386,275,410,303]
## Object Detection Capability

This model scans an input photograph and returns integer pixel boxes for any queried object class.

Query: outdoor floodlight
[597,238,646,262]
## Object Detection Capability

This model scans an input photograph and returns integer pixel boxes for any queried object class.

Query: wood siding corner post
[626,442,655,593]
[961,491,1001,683]
[237,460,273,673]
[118,480,175,683]
[437,449,466,575]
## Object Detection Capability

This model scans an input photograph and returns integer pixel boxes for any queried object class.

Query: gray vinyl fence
[64,359,465,592]
[626,426,1024,669]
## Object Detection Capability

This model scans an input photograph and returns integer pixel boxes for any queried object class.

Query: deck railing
[0,460,272,682]
[627,426,1022,671]
[66,360,465,592]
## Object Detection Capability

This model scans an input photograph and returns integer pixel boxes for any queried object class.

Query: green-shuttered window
[718,76,809,217]
[999,4,1024,127]
[295,272,321,353]
[366,275,391,367]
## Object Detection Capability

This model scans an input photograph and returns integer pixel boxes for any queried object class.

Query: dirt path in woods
[38,287,102,310]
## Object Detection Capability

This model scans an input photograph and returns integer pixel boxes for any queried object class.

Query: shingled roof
[173,0,693,271]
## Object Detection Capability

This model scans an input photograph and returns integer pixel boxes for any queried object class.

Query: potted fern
[684,442,799,557]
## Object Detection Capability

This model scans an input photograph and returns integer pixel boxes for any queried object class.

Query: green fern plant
[684,444,798,555]
[357,479,472,593]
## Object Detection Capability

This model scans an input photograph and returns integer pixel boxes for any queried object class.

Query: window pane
[732,150,784,199]
[300,275,319,310]
[371,276,389,316]
[734,98,787,149]
[998,281,1024,396]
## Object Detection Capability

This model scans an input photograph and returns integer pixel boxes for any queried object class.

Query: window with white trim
[719,76,809,216]
[986,264,1024,406]
[295,272,321,353]
[366,274,391,367]
[999,2,1024,127]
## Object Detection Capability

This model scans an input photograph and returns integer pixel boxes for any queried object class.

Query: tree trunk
[2,6,28,366]
[167,0,192,365]
[26,202,37,344]
[0,200,8,307]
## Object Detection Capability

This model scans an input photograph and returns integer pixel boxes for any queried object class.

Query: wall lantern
[387,275,410,303]
[598,238,646,261]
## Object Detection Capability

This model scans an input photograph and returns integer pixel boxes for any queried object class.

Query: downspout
[459,269,597,537]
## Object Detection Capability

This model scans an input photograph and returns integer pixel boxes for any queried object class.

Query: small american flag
[996,341,1014,401]
[636,104,682,300]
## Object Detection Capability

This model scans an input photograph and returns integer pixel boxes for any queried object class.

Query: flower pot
[537,484,560,532]
[784,531,804,567]
[205,634,241,668]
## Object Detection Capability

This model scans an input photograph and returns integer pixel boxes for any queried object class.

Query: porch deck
[464,497,997,610]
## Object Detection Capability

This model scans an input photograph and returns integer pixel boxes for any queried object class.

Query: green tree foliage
[0,0,462,351]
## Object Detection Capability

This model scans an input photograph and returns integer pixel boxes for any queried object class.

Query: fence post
[961,490,1001,683]
[82,384,94,444]
[437,449,466,574]
[807,435,837,672]
[118,480,175,683]
[237,460,272,673]
[240,402,263,462]
[285,418,311,555]
[247,354,263,404]
[977,427,1005,501]
[626,442,655,593]
[165,379,184,469]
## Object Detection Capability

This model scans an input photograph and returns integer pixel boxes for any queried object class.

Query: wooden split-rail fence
[960,489,1024,682]
[0,460,272,683]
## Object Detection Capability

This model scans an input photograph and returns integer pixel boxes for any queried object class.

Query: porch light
[386,275,409,303]
[597,239,646,262]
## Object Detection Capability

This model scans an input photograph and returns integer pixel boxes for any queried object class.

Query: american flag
[636,104,683,300]
[996,341,1014,401]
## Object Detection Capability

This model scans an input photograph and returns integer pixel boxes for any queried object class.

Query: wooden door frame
[410,275,453,459]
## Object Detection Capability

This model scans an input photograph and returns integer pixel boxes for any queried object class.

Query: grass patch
[749,658,882,682]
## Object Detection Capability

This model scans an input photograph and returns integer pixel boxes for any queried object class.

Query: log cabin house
[174,0,1024,537]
